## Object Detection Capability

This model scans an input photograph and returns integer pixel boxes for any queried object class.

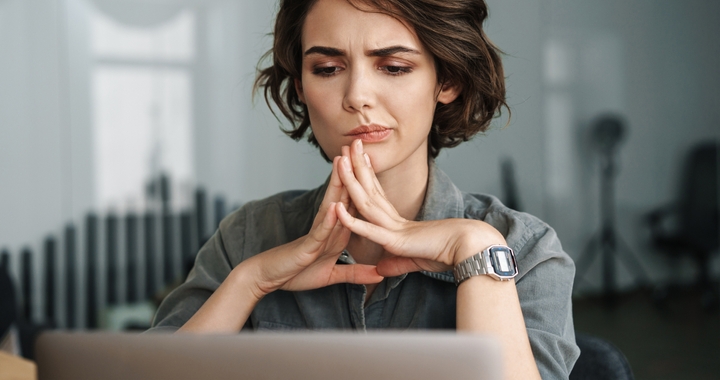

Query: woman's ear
[294,78,306,104]
[436,82,460,105]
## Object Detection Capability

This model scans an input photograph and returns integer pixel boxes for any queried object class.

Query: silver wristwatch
[453,244,518,285]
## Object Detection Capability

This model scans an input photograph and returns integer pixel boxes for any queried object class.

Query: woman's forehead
[301,0,422,52]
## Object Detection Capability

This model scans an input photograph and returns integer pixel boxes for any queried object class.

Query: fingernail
[342,156,351,170]
[355,139,363,153]
[364,153,371,167]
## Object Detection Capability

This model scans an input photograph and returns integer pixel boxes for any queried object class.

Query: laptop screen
[35,331,502,380]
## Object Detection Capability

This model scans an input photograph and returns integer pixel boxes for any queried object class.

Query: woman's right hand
[244,156,384,299]
[179,156,382,333]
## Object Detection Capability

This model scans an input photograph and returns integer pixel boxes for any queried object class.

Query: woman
[150,0,580,378]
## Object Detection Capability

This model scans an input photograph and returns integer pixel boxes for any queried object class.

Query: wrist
[453,221,507,266]
[230,256,270,303]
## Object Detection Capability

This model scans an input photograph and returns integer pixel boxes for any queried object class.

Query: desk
[0,351,36,380]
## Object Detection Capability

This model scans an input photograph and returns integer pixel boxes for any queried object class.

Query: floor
[573,286,720,380]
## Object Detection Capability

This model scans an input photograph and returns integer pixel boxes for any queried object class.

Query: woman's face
[296,0,458,174]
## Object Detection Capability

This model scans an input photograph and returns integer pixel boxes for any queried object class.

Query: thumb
[328,264,384,285]
[375,257,424,277]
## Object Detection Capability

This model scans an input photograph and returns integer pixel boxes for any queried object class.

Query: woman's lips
[345,125,392,143]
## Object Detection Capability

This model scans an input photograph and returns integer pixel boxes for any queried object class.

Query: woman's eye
[382,65,412,76]
[312,66,340,77]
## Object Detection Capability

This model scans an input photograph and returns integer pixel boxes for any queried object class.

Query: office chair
[646,140,719,310]
[570,333,634,380]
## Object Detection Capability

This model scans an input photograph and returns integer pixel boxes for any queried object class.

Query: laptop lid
[36,331,502,380]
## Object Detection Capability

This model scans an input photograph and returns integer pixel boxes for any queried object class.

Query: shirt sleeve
[519,228,580,378]
[486,208,580,379]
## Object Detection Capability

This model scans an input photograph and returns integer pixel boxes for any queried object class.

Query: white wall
[0,1,65,250]
[192,0,329,207]
[0,0,96,326]
[438,0,546,219]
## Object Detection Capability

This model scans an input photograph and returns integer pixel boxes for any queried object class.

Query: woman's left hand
[335,140,507,277]
[337,142,540,380]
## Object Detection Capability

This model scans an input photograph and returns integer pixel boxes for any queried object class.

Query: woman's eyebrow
[304,46,344,56]
[367,45,420,57]
[303,45,420,57]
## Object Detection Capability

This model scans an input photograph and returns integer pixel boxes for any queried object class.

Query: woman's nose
[342,67,374,113]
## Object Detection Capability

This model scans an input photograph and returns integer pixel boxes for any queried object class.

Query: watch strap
[453,252,490,286]
[453,244,517,285]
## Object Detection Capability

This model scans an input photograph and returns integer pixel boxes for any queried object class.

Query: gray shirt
[150,161,580,379]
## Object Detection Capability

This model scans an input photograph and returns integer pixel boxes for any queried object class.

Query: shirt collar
[416,160,465,222]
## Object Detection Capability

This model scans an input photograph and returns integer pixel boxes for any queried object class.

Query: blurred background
[0,0,718,378]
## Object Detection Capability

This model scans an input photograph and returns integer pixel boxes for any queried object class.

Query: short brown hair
[255,0,507,159]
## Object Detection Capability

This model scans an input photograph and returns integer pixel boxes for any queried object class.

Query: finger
[349,140,385,198]
[332,156,353,212]
[344,142,403,222]
[350,141,399,219]
[336,201,396,247]
[349,140,376,192]
[312,157,345,230]
[303,202,338,252]
[347,200,358,217]
[368,160,387,199]
[375,257,424,277]
[338,155,397,227]
[327,156,346,203]
[329,264,384,285]
[340,184,350,211]
[324,215,351,257]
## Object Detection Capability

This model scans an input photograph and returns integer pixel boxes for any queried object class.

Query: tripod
[574,115,649,307]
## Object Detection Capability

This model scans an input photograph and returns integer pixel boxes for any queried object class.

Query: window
[91,8,195,212]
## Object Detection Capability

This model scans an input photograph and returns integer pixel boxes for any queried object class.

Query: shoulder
[216,185,326,263]
[461,192,573,280]
[221,186,323,230]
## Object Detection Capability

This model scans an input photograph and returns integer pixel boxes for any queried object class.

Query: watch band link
[453,253,490,286]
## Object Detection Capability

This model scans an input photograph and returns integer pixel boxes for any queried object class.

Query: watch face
[489,246,517,277]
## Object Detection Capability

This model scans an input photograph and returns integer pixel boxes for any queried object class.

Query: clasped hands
[247,139,506,298]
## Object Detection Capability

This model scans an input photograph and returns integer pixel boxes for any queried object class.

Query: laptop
[35,331,502,380]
